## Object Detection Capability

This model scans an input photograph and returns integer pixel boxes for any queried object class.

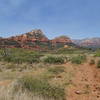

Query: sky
[0,0,100,39]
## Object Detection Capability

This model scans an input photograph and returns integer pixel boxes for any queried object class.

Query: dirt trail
[66,62,100,100]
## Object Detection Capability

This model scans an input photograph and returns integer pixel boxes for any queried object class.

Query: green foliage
[71,55,86,64]
[0,48,43,64]
[56,48,75,54]
[43,56,65,64]
[55,47,89,54]
[97,60,100,68]
[18,76,65,100]
[94,50,100,57]
[89,59,95,65]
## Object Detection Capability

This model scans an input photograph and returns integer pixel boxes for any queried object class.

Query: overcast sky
[0,0,100,39]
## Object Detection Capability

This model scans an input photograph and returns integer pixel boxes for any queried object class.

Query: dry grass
[0,61,75,100]
[0,81,55,100]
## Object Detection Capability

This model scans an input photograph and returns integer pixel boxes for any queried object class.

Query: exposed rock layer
[0,29,72,50]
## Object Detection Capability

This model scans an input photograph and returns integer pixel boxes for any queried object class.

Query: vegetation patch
[94,50,100,57]
[47,66,65,75]
[18,76,65,100]
[97,60,100,68]
[89,59,95,65]
[43,56,65,64]
[71,55,86,64]
[0,48,43,64]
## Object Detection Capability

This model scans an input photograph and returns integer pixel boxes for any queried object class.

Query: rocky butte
[0,29,73,50]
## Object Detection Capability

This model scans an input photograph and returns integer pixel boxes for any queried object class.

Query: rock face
[0,29,73,50]
[51,36,73,48]
[73,38,100,48]
[51,36,72,43]
[10,29,49,42]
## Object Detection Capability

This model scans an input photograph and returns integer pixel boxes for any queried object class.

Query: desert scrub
[97,60,100,68]
[71,55,86,64]
[0,48,43,64]
[47,66,65,75]
[94,50,100,57]
[43,56,65,64]
[18,76,65,100]
[89,59,95,65]
[0,82,55,100]
[6,63,17,69]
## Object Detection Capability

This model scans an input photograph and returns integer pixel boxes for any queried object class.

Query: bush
[71,55,86,64]
[0,48,42,64]
[89,59,95,65]
[56,48,75,54]
[94,50,100,57]
[43,56,65,64]
[18,76,65,100]
[97,60,100,68]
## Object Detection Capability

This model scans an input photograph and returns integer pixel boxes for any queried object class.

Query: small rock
[56,75,62,78]
[75,91,82,95]
[97,96,99,98]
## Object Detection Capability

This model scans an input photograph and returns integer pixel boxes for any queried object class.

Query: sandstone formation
[0,29,73,50]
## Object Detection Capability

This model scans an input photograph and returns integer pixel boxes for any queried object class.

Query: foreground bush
[43,56,65,64]
[18,76,65,100]
[94,50,100,57]
[97,60,100,68]
[89,59,95,65]
[71,55,86,64]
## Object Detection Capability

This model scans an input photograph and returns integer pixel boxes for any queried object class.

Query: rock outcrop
[51,36,73,48]
[0,29,73,50]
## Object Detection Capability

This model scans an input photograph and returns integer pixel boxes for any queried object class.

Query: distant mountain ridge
[1,29,100,50]
[0,29,73,50]
[73,38,100,48]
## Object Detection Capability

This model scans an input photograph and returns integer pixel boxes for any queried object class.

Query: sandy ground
[0,60,100,100]
[66,61,100,100]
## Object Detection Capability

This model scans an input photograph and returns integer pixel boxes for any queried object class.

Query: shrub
[97,60,100,68]
[89,59,95,65]
[94,50,100,57]
[43,56,65,64]
[0,48,42,64]
[71,55,86,64]
[18,76,65,100]
[56,48,75,54]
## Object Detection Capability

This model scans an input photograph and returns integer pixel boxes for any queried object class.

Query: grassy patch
[94,50,100,57]
[18,76,65,100]
[0,48,43,64]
